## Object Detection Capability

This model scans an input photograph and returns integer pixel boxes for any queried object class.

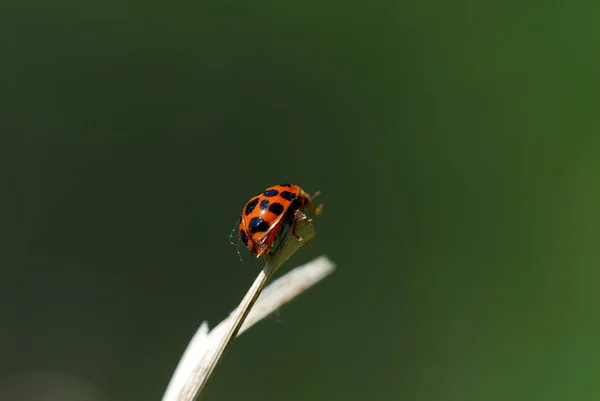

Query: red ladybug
[238,184,322,258]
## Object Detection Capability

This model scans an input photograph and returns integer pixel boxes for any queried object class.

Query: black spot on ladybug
[245,198,259,215]
[268,202,284,216]
[279,183,292,187]
[240,230,249,246]
[249,217,270,233]
[260,199,270,211]
[263,189,279,197]
[279,191,297,201]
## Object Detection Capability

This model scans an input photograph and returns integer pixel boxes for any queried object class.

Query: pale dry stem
[163,216,334,401]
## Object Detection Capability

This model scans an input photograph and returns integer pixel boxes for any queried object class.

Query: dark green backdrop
[2,1,599,400]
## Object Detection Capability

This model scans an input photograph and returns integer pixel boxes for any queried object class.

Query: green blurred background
[2,0,600,400]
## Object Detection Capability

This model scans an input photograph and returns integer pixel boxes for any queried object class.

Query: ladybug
[238,184,322,258]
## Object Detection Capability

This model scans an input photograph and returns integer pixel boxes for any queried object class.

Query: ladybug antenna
[222,218,241,247]
[228,227,238,246]
[227,217,244,262]
[219,228,235,242]
[236,240,243,262]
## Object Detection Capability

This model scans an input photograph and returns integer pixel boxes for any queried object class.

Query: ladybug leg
[306,191,324,216]
[313,203,324,215]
